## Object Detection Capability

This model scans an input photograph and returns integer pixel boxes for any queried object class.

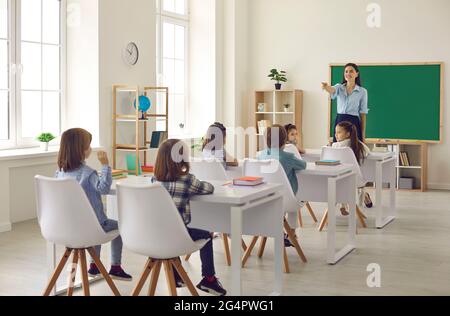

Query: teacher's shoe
[364,193,373,208]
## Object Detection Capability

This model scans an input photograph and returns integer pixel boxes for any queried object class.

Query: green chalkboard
[329,64,443,142]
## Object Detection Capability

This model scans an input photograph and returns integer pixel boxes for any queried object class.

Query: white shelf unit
[254,90,303,153]
[368,141,428,191]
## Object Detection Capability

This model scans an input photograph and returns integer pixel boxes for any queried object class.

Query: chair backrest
[243,159,299,213]
[34,175,109,248]
[284,144,302,160]
[116,182,205,259]
[321,146,366,187]
[190,159,229,181]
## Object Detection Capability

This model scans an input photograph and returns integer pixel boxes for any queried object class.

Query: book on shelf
[141,165,154,173]
[399,152,410,166]
[112,169,128,180]
[233,176,264,186]
[404,152,410,166]
[149,131,168,149]
[315,160,341,166]
[257,120,271,135]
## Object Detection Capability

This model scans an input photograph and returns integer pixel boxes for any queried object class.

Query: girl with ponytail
[333,121,373,211]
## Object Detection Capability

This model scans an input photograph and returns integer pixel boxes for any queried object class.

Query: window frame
[156,0,190,138]
[0,0,66,150]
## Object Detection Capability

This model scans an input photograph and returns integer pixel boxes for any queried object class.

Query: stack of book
[315,160,341,166]
[257,120,271,135]
[399,152,411,166]
[112,169,128,180]
[141,165,154,173]
[233,177,264,186]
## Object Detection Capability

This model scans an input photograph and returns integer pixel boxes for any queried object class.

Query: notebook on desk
[315,160,341,166]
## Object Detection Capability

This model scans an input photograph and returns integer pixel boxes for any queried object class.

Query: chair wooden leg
[67,250,79,297]
[284,219,307,263]
[222,233,231,266]
[163,260,177,296]
[78,249,90,296]
[242,238,248,251]
[318,209,329,232]
[148,260,162,296]
[171,259,199,296]
[184,254,191,261]
[356,206,368,228]
[257,237,267,258]
[43,248,72,296]
[283,246,290,273]
[131,258,154,296]
[241,236,259,268]
[297,209,303,228]
[86,247,121,296]
[306,202,318,223]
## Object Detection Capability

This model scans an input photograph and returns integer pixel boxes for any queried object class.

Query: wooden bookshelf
[254,90,303,153]
[112,85,169,176]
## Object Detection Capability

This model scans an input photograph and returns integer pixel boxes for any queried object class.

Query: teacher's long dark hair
[342,63,362,87]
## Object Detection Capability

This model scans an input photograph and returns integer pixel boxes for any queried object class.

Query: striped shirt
[152,174,214,225]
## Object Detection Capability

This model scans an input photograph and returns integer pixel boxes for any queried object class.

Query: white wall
[66,0,100,145]
[98,0,157,167]
[189,0,216,137]
[245,0,450,189]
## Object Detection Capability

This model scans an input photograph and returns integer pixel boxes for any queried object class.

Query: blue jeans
[90,219,123,266]
[187,228,216,277]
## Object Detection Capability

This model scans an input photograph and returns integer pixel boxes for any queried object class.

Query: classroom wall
[244,0,450,189]
[98,0,157,166]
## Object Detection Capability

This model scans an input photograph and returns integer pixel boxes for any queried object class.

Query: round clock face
[122,42,139,66]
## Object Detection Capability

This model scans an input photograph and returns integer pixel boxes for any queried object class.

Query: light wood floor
[1,189,450,296]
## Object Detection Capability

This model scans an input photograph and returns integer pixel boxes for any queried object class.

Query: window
[156,0,188,137]
[0,0,65,150]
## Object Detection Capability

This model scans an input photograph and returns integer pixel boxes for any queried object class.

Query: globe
[133,95,151,113]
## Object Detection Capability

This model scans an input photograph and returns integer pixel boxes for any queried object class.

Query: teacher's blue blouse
[332,84,369,117]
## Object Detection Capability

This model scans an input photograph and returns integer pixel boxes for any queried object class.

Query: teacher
[322,63,368,142]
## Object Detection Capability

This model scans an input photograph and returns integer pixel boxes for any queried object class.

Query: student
[284,124,306,155]
[333,121,373,211]
[202,122,238,169]
[152,139,227,296]
[258,125,307,246]
[55,128,132,281]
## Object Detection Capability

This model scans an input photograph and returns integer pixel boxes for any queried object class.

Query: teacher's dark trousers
[333,114,363,143]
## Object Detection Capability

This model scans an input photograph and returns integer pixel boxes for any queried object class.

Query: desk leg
[273,196,283,295]
[376,161,395,229]
[327,178,337,264]
[348,175,357,248]
[389,161,397,218]
[230,206,243,296]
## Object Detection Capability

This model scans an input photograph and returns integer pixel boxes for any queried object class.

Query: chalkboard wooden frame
[328,62,444,144]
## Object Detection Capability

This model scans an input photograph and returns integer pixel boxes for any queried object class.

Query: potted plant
[37,133,56,151]
[283,104,291,113]
[268,69,287,90]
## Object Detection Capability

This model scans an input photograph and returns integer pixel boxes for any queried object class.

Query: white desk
[296,163,357,264]
[301,149,322,163]
[107,178,284,296]
[361,152,397,228]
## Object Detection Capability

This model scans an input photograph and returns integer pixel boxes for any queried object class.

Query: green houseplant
[37,133,56,151]
[268,69,287,90]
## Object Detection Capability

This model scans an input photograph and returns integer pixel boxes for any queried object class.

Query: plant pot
[275,83,282,90]
[40,142,49,152]
[284,108,290,113]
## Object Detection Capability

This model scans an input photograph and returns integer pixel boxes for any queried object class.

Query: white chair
[283,144,319,227]
[116,182,209,296]
[241,159,307,273]
[34,176,121,296]
[188,159,248,266]
[318,147,368,231]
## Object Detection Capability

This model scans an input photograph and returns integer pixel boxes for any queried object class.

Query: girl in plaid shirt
[152,139,227,296]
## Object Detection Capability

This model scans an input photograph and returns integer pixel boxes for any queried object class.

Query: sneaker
[364,193,373,208]
[88,264,101,278]
[196,277,227,296]
[174,271,186,288]
[109,267,133,282]
[284,234,294,247]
